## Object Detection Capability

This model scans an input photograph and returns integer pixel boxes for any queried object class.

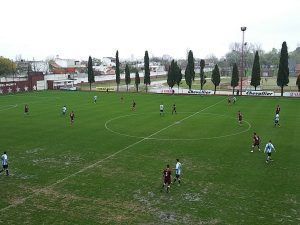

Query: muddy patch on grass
[25,147,44,154]
[31,154,82,168]
[132,189,220,224]
[182,192,201,202]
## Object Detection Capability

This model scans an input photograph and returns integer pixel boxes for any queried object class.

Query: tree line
[0,42,299,95]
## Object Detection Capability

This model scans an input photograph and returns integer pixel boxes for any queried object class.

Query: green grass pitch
[0,91,299,224]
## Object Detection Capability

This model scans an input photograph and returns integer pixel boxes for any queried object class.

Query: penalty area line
[0,97,225,212]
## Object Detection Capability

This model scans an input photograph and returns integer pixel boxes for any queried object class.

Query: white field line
[0,97,225,212]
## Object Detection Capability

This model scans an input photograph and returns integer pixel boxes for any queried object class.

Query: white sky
[1,0,300,60]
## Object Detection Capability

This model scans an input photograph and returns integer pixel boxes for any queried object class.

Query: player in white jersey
[94,95,98,103]
[264,140,276,163]
[160,104,164,116]
[62,105,67,116]
[0,151,9,176]
[173,159,182,185]
[274,114,280,127]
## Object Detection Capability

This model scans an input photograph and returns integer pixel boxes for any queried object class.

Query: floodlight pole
[240,26,247,96]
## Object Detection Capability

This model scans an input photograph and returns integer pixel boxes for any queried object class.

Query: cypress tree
[144,50,151,92]
[200,59,206,90]
[277,41,289,96]
[135,71,140,92]
[250,51,261,91]
[211,64,220,94]
[185,50,194,90]
[87,56,94,91]
[175,62,182,93]
[125,64,131,92]
[167,60,176,89]
[296,74,300,91]
[115,50,120,92]
[231,63,239,95]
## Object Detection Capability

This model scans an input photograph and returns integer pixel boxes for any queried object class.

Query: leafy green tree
[296,74,300,91]
[211,64,220,94]
[185,50,194,90]
[250,51,261,90]
[277,41,289,96]
[175,62,182,92]
[135,71,140,92]
[200,59,206,90]
[144,50,151,92]
[115,50,120,91]
[167,60,176,89]
[231,63,239,95]
[125,64,131,92]
[87,56,94,91]
[0,57,16,77]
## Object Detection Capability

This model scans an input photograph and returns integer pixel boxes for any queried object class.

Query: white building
[102,57,116,67]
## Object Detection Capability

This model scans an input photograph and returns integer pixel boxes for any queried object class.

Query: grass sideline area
[0,91,299,224]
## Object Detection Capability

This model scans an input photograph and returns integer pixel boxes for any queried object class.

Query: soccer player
[160,104,164,116]
[70,111,75,125]
[264,140,276,163]
[24,104,29,115]
[173,159,182,185]
[62,105,67,116]
[162,164,172,193]
[0,151,9,176]
[274,113,280,127]
[237,111,243,125]
[132,100,136,111]
[251,132,261,152]
[232,96,236,104]
[275,105,280,114]
[94,95,98,103]
[228,96,231,105]
[172,104,177,115]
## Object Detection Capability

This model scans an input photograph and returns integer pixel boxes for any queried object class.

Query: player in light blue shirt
[0,151,9,176]
[274,114,280,127]
[173,159,182,185]
[264,140,276,163]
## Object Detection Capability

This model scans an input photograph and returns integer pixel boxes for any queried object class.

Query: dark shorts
[164,178,171,185]
[275,120,279,124]
[3,164,8,169]
[253,142,260,146]
[267,152,271,156]
[175,174,180,179]
[160,110,163,112]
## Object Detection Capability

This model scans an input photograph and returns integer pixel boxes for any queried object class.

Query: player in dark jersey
[172,104,177,115]
[251,132,261,152]
[228,96,231,105]
[238,110,243,125]
[162,164,172,193]
[24,104,29,115]
[132,100,136,111]
[70,111,75,125]
[275,105,280,114]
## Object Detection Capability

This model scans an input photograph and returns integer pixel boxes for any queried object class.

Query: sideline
[0,97,225,212]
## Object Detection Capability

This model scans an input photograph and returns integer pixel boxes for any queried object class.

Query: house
[102,57,116,67]
[49,57,84,74]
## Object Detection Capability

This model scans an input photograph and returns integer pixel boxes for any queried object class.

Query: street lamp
[240,26,247,95]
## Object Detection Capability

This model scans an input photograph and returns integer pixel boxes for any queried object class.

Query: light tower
[240,26,247,95]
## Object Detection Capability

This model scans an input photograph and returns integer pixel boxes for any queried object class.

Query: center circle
[105,112,251,141]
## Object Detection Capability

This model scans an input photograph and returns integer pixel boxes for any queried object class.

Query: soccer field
[0,91,299,224]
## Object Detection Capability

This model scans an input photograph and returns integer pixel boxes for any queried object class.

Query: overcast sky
[1,0,300,61]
